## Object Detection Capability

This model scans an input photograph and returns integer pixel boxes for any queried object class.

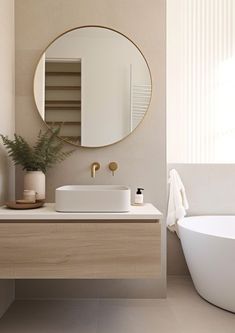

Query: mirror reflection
[34,26,152,147]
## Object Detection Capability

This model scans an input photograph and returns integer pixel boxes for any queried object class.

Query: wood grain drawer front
[0,222,161,279]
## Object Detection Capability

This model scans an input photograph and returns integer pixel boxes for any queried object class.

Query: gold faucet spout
[91,162,100,178]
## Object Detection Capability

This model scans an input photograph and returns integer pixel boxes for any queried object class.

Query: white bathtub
[178,216,235,313]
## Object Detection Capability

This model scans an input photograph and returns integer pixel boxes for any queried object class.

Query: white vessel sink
[55,185,131,212]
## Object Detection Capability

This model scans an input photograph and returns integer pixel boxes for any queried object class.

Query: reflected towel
[167,169,189,233]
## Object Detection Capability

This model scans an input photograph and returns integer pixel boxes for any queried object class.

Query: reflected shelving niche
[45,59,81,143]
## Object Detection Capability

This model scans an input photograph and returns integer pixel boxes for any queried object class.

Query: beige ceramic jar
[24,171,45,200]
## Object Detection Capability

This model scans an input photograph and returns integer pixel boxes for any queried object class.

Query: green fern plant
[0,127,74,174]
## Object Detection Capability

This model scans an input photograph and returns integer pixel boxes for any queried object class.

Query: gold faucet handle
[109,162,118,176]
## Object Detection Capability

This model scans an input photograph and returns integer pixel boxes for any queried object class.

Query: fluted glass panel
[167,0,235,162]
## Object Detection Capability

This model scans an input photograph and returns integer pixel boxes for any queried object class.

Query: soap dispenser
[135,188,144,205]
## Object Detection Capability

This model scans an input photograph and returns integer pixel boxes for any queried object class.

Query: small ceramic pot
[24,171,45,200]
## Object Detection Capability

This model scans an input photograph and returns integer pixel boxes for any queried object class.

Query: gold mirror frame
[33,25,153,148]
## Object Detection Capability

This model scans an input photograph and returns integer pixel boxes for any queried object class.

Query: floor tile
[0,300,99,333]
[97,299,181,333]
[168,276,235,333]
[0,277,234,333]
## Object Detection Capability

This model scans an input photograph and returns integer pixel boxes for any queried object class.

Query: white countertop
[0,203,162,221]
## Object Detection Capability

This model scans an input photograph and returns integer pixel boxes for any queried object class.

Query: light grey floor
[0,276,234,333]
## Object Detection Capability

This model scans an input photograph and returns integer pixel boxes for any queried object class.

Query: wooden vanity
[0,204,162,279]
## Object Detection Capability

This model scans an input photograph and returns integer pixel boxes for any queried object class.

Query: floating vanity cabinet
[0,204,162,279]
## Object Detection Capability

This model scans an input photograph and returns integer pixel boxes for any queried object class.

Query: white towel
[167,169,189,233]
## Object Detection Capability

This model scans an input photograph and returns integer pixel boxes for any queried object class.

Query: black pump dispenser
[136,188,144,194]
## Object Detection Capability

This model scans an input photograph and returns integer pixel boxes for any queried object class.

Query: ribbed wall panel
[167,0,235,163]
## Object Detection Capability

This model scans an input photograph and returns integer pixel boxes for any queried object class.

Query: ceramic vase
[24,171,45,200]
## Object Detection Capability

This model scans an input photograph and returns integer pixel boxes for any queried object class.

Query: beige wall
[0,0,15,204]
[15,0,166,298]
[169,164,235,216]
[0,0,15,317]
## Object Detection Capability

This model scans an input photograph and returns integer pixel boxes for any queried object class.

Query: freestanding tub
[178,216,235,313]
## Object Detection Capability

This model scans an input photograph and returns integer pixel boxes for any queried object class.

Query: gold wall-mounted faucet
[91,162,100,178]
[109,162,118,176]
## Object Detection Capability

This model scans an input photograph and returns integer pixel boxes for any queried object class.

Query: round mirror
[34,26,152,147]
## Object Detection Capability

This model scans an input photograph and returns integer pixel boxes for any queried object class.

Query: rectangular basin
[55,185,131,212]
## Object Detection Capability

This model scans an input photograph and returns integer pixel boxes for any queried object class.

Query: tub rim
[178,215,235,241]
